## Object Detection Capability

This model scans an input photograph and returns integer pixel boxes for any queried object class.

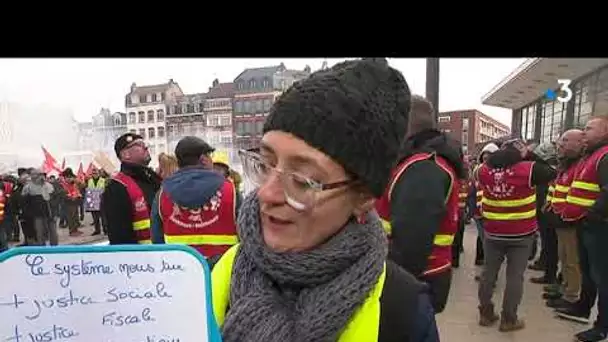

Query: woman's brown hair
[158,153,178,179]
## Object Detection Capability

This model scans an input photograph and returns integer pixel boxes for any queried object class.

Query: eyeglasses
[126,140,148,150]
[238,149,352,211]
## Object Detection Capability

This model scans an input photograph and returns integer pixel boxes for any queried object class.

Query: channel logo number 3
[557,79,573,103]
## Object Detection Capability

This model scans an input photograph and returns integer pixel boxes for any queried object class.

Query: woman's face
[256,131,371,253]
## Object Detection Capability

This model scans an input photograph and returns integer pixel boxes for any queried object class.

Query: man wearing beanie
[150,136,240,265]
[376,94,466,314]
[102,133,161,244]
[211,59,439,342]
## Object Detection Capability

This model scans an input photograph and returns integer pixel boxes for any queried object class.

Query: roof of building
[128,79,182,95]
[207,82,234,98]
[482,58,608,110]
[233,64,287,82]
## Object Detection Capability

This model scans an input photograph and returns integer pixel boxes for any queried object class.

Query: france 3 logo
[545,79,573,103]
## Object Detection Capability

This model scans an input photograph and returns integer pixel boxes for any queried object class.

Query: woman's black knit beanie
[264,58,411,197]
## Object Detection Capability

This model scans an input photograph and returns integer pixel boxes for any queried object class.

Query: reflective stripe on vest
[0,190,5,221]
[159,180,238,257]
[546,185,555,204]
[211,244,387,341]
[375,152,458,277]
[112,172,152,244]
[458,190,467,209]
[481,194,536,220]
[562,145,608,221]
[380,217,453,247]
[549,161,579,214]
[478,161,537,236]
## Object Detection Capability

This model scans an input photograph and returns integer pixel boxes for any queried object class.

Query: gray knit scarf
[222,193,387,342]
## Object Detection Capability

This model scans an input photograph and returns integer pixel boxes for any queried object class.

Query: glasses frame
[238,148,353,194]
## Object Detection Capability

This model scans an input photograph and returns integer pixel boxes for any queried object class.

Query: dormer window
[249,79,256,89]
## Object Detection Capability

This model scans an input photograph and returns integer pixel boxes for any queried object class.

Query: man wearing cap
[102,133,161,245]
[150,136,239,264]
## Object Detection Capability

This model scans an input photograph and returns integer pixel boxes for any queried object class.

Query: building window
[263,99,272,111]
[256,120,264,135]
[220,115,231,126]
[221,134,232,145]
[138,111,145,123]
[574,72,599,127]
[157,109,165,121]
[234,101,243,113]
[208,115,219,127]
[243,101,251,113]
[198,103,204,113]
[462,118,469,130]
[186,104,194,113]
[173,105,182,115]
[139,128,146,138]
[130,129,136,134]
[147,110,155,122]
[249,79,256,89]
[520,104,536,141]
[244,121,253,135]
[139,95,147,104]
[167,125,175,138]
[128,112,136,124]
[540,100,565,144]
[438,116,450,123]
[148,127,155,139]
[114,117,121,126]
[157,126,165,138]
[152,93,157,102]
[235,121,245,135]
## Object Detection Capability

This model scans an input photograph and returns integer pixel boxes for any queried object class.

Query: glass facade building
[513,65,608,144]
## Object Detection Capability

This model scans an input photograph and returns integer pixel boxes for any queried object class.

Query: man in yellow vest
[86,167,107,236]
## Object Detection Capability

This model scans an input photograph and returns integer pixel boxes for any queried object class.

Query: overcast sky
[0,58,524,126]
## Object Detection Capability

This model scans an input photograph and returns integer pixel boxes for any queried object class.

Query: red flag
[77,162,86,181]
[85,162,95,176]
[41,146,61,173]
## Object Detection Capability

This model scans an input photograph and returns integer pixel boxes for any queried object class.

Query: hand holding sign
[0,245,222,342]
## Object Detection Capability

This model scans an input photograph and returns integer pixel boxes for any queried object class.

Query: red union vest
[376,152,459,277]
[61,179,82,200]
[0,182,9,222]
[472,164,484,218]
[458,181,468,210]
[478,161,537,237]
[112,172,152,244]
[159,180,238,258]
[549,160,579,215]
[562,145,608,221]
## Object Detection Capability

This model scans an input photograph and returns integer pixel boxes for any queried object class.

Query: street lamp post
[425,58,440,123]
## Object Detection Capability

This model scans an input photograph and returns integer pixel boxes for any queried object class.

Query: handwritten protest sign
[0,244,222,342]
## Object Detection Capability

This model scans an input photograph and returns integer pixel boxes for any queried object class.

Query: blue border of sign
[0,244,222,342]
